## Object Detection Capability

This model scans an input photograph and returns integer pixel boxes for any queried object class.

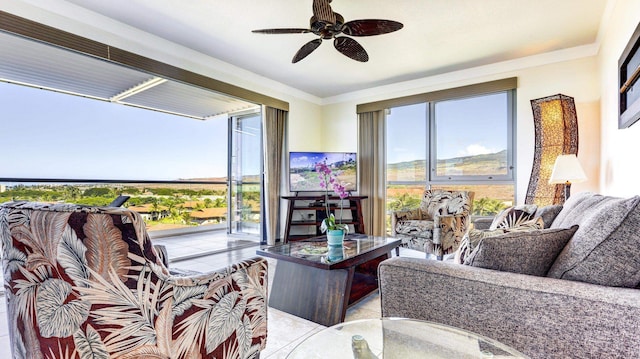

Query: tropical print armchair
[391,189,474,259]
[0,201,268,359]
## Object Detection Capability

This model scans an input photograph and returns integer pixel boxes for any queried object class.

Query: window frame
[428,89,516,184]
[383,84,518,221]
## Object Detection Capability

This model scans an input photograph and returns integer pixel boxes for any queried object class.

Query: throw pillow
[489,205,538,230]
[454,228,505,264]
[534,204,563,229]
[454,216,545,264]
[464,225,579,276]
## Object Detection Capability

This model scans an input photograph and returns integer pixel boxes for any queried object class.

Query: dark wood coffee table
[257,234,401,326]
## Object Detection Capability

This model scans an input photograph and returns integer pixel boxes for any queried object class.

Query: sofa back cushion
[547,192,640,287]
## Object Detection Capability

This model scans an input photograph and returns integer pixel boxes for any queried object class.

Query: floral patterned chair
[391,189,474,259]
[0,201,268,359]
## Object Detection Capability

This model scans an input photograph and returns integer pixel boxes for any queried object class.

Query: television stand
[282,195,367,242]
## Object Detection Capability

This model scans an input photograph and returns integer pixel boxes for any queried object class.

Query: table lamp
[549,154,587,202]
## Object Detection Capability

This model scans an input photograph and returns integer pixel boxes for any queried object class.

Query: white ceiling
[57,0,609,99]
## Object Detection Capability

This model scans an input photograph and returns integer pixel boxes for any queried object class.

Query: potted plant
[315,160,350,246]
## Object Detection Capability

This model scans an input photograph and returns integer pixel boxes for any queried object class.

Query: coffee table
[287,318,529,358]
[257,234,401,326]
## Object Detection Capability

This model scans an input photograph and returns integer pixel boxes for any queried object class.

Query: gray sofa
[379,192,640,358]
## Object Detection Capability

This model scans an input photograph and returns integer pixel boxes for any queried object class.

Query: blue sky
[1,82,230,180]
[2,81,507,181]
[386,93,508,164]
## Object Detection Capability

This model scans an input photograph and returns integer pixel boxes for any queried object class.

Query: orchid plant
[315,160,350,234]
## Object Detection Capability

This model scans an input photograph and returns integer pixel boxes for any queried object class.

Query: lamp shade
[549,154,587,184]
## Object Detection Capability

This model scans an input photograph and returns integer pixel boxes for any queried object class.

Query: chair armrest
[163,257,268,357]
[391,208,425,234]
[430,214,471,257]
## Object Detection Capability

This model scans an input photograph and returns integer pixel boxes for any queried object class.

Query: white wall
[598,0,640,196]
[320,56,601,204]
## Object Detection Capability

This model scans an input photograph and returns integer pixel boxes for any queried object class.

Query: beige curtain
[263,106,287,245]
[358,110,387,236]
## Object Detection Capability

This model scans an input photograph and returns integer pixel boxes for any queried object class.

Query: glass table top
[257,234,400,267]
[286,318,529,359]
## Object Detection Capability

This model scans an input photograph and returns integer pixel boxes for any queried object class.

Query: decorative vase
[326,229,345,246]
[327,245,344,262]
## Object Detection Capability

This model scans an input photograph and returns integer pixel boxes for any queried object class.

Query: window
[385,89,516,232]
[431,92,513,181]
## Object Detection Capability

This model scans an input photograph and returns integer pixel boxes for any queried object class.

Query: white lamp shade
[549,154,587,184]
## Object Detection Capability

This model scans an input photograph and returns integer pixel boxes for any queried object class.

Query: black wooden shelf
[282,195,367,242]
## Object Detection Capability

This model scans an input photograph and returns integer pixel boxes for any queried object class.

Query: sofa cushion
[455,217,544,264]
[489,205,538,230]
[548,192,640,287]
[464,225,578,276]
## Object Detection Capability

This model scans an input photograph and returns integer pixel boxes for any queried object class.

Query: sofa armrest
[390,208,424,234]
[379,257,640,359]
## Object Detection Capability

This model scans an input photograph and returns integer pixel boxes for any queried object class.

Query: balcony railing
[0,178,230,234]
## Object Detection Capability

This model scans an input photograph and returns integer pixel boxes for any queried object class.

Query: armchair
[0,201,268,359]
[391,189,474,259]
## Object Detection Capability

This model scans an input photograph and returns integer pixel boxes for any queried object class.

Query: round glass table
[286,318,529,358]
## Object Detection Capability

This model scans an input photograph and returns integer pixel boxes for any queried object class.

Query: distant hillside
[388,150,508,177]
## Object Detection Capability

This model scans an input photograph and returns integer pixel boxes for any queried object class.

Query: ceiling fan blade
[292,39,323,63]
[342,20,404,36]
[334,37,369,62]
[312,0,336,24]
[252,28,311,34]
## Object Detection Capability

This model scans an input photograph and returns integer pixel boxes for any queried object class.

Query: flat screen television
[289,151,357,192]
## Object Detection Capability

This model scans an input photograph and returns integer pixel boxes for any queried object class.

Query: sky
[386,93,508,164]
[1,82,240,181]
[2,81,507,182]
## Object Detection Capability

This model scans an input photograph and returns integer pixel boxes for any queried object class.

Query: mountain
[388,150,508,177]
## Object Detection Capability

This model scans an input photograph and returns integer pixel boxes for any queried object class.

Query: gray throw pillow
[454,228,505,264]
[535,205,563,229]
[455,217,544,264]
[464,225,579,276]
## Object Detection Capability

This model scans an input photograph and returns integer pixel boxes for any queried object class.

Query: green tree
[62,185,81,201]
[83,187,113,197]
[387,193,422,212]
[473,197,507,216]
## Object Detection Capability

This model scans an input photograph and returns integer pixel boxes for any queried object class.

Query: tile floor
[0,232,423,358]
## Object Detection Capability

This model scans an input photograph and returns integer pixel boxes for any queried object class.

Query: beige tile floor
[0,233,423,358]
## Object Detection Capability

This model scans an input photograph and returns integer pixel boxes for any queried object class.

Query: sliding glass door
[229,112,263,237]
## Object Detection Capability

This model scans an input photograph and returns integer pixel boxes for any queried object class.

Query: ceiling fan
[252,0,403,63]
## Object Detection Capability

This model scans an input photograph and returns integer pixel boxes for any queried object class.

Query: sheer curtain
[358,110,387,236]
[263,106,287,245]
